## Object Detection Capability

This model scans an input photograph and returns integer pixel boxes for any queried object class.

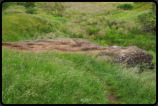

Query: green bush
[151,2,156,13]
[24,2,36,14]
[25,7,37,14]
[2,2,17,11]
[117,3,133,10]
[38,2,65,16]
[77,33,83,38]
[136,2,156,32]
[86,27,100,35]
[24,2,35,8]
[17,2,25,5]
[2,2,10,10]
[137,12,156,32]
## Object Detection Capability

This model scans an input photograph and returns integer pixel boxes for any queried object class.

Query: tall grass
[2,13,61,42]
[2,48,156,104]
[2,48,107,104]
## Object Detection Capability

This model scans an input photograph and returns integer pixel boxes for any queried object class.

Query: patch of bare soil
[107,94,120,104]
[2,38,154,69]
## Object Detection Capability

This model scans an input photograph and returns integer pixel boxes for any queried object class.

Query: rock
[98,46,154,69]
[2,38,154,69]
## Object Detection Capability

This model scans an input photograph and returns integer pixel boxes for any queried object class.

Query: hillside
[2,2,156,104]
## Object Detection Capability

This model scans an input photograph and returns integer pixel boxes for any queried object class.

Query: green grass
[2,2,156,104]
[2,2,17,11]
[2,48,156,104]
[147,50,156,65]
[2,48,107,104]
[133,2,152,9]
[2,13,62,42]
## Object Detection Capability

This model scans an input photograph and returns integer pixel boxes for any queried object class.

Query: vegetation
[16,2,26,6]
[2,2,156,104]
[137,2,156,32]
[2,2,17,11]
[24,2,35,8]
[37,2,65,16]
[117,3,133,10]
[24,2,36,14]
[25,7,37,14]
[2,48,156,104]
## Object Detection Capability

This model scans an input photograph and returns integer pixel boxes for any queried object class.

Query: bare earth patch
[107,94,120,104]
[2,38,154,69]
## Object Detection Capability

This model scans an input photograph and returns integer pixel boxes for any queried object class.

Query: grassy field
[2,2,156,104]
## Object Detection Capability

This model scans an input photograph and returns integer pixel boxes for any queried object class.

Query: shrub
[125,22,136,31]
[137,12,156,32]
[118,27,124,33]
[25,7,37,14]
[97,30,106,39]
[38,2,65,16]
[137,25,143,31]
[111,25,116,29]
[86,19,98,25]
[107,19,119,28]
[82,33,89,39]
[24,2,36,14]
[24,2,35,8]
[17,2,25,5]
[151,2,156,13]
[86,27,100,35]
[106,9,112,15]
[137,2,156,32]
[2,2,16,11]
[89,34,96,40]
[77,33,83,38]
[123,30,129,35]
[117,3,133,10]
[137,62,152,73]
